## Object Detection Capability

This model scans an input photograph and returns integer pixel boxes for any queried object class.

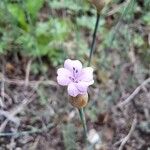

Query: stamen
[71,67,79,82]
[69,76,75,82]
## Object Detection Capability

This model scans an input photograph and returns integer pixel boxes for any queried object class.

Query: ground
[0,0,150,150]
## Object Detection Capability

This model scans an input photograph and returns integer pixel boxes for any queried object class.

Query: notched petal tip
[88,79,94,85]
[84,67,94,73]
[57,76,70,86]
[64,59,82,72]
[79,67,94,82]
[57,68,70,75]
[57,68,72,86]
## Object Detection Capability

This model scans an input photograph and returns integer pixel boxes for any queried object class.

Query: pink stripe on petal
[67,83,79,97]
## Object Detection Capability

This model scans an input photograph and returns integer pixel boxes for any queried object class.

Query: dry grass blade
[108,0,136,46]
[0,110,20,125]
[0,120,9,133]
[106,0,128,16]
[118,115,137,150]
[117,77,150,107]
[25,59,32,87]
[0,91,36,132]
[0,78,57,87]
[0,60,5,108]
[0,122,57,137]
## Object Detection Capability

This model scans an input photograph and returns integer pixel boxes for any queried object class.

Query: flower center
[69,77,78,83]
[69,67,80,83]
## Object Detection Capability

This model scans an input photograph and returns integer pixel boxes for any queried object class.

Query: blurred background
[0,0,150,149]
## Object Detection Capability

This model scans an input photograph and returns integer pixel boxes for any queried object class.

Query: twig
[108,0,136,46]
[0,120,8,133]
[0,99,62,137]
[0,78,57,87]
[0,92,12,105]
[30,136,41,150]
[118,115,137,150]
[113,138,124,146]
[0,90,36,132]
[25,59,32,87]
[106,1,128,16]
[148,33,150,46]
[117,77,150,107]
[0,59,5,108]
[0,122,56,137]
[0,110,20,125]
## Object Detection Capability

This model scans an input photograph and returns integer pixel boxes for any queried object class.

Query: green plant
[62,124,77,150]
[0,0,74,66]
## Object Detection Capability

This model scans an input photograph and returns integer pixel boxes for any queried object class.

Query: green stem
[78,108,87,139]
[88,12,100,66]
[78,11,101,140]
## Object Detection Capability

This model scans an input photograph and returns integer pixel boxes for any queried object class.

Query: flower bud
[89,0,111,12]
[69,93,88,108]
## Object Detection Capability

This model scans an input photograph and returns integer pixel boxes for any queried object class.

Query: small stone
[15,148,22,150]
[87,129,100,144]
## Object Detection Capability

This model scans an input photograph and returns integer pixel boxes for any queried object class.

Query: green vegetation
[0,0,150,149]
[0,0,149,67]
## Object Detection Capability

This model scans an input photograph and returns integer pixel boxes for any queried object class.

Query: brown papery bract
[89,0,111,12]
[69,93,88,108]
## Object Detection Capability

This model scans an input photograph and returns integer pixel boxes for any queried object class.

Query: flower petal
[57,68,71,76]
[57,76,71,86]
[86,80,94,85]
[76,81,88,94]
[64,59,82,73]
[79,67,94,82]
[67,82,79,97]
[57,68,72,86]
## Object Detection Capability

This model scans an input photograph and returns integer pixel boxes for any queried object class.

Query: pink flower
[57,59,94,97]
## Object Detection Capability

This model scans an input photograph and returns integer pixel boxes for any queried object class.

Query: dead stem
[118,115,137,150]
[117,77,150,107]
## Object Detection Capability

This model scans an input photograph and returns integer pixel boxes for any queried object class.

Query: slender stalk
[78,108,87,139]
[78,11,101,140]
[88,12,100,66]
